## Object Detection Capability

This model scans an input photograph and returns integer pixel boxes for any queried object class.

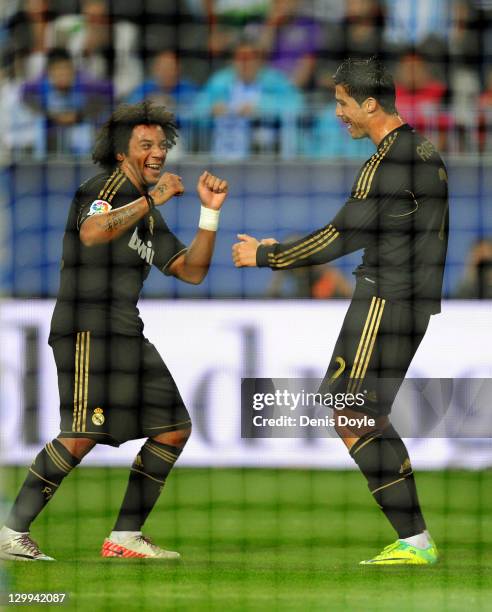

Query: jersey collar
[377,123,412,150]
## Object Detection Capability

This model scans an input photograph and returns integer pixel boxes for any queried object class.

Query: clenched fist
[232,234,261,267]
[149,172,185,206]
[197,171,228,210]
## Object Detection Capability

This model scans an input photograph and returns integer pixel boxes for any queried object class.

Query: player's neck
[118,161,146,196]
[369,114,405,147]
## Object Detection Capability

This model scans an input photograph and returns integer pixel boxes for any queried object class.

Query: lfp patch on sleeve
[88,200,112,216]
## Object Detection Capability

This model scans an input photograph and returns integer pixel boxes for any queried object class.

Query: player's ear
[365,98,377,114]
[116,152,124,162]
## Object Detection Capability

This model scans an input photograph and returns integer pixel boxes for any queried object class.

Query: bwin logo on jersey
[128,227,155,264]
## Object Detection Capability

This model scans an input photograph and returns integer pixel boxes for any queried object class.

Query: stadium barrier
[2,159,490,299]
[1,299,491,469]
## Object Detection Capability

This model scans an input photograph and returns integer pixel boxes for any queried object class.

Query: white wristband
[199,205,220,231]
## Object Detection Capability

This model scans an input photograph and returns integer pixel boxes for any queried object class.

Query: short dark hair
[92,101,178,170]
[47,48,72,67]
[333,57,397,114]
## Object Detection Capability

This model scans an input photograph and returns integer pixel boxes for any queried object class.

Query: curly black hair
[333,57,397,114]
[92,101,178,170]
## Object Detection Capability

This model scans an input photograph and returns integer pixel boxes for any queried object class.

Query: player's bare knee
[57,437,96,460]
[152,426,191,449]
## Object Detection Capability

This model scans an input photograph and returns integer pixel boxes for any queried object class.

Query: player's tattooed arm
[80,197,149,246]
[100,205,141,232]
[80,173,185,246]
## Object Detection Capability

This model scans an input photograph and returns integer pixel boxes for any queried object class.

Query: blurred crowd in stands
[2,0,492,159]
[1,1,491,300]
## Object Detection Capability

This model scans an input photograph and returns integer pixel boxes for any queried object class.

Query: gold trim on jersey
[268,225,334,261]
[354,154,379,199]
[353,133,398,200]
[106,173,126,203]
[98,169,122,202]
[72,331,91,433]
[347,297,386,394]
[267,225,340,268]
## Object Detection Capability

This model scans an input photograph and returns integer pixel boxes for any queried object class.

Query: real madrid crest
[92,407,105,426]
[148,215,154,236]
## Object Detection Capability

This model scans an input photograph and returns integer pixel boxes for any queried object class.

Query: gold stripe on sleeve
[107,173,127,203]
[270,232,340,268]
[354,155,379,199]
[267,225,335,264]
[353,133,398,200]
[355,140,391,199]
[359,154,386,200]
[98,169,119,201]
[268,226,336,265]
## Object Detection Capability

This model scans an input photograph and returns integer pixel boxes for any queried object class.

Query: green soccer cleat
[360,539,438,566]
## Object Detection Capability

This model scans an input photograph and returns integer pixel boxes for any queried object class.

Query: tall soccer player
[0,102,228,561]
[232,57,448,565]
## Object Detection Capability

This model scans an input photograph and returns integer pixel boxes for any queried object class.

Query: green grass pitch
[1,467,491,611]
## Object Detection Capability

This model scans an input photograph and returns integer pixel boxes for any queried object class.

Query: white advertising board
[1,300,491,468]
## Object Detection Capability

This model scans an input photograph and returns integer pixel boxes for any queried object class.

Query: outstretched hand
[197,171,228,210]
[232,233,261,267]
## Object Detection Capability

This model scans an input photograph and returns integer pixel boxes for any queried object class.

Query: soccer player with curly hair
[0,101,228,561]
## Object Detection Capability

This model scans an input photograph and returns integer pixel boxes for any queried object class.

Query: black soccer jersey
[256,124,449,314]
[49,168,186,340]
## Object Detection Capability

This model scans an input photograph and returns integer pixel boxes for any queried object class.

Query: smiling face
[335,84,371,139]
[118,124,167,189]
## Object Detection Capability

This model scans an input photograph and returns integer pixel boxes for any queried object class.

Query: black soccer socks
[6,439,81,532]
[349,425,426,539]
[113,439,182,531]
[381,424,427,533]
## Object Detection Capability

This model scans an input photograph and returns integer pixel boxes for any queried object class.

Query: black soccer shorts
[319,282,430,417]
[51,333,191,446]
